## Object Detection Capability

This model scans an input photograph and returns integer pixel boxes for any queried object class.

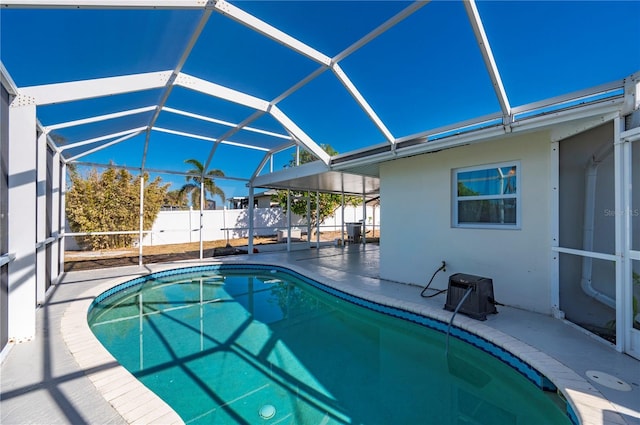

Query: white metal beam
[49,150,61,284]
[213,0,331,66]
[46,105,156,131]
[613,116,625,353]
[35,131,47,306]
[20,71,172,106]
[395,111,503,144]
[250,151,273,181]
[247,186,254,254]
[265,2,428,125]
[45,132,61,153]
[622,71,640,114]
[141,10,212,170]
[163,107,290,140]
[75,160,250,182]
[59,163,66,274]
[250,136,294,180]
[332,94,625,174]
[152,126,221,143]
[201,110,266,172]
[271,66,328,105]
[269,140,297,156]
[510,102,622,134]
[0,0,206,8]
[391,78,625,145]
[7,97,37,341]
[0,61,19,95]
[175,73,270,112]
[268,105,330,164]
[59,126,147,151]
[332,63,395,144]
[139,176,144,266]
[333,1,429,63]
[64,130,145,162]
[549,139,560,316]
[511,80,623,116]
[463,0,511,118]
[152,126,270,151]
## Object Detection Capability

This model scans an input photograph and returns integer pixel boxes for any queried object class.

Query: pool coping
[61,259,626,425]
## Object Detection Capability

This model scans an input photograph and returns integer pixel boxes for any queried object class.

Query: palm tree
[179,159,225,209]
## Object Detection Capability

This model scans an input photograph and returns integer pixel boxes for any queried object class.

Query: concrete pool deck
[1,244,639,424]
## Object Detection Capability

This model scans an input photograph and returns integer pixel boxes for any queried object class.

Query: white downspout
[581,142,615,309]
[139,175,144,266]
[362,179,366,245]
[306,193,311,247]
[286,189,291,252]
[248,186,254,255]
[199,180,204,260]
[315,191,320,248]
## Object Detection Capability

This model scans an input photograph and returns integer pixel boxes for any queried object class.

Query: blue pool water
[88,265,571,425]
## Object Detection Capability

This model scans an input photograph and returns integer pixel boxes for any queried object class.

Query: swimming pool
[88,264,572,424]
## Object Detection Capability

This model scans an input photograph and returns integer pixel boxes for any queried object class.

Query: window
[452,161,520,228]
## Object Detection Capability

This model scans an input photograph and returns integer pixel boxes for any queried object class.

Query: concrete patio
[1,245,639,424]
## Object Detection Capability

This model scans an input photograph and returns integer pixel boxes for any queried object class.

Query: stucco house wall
[379,131,552,314]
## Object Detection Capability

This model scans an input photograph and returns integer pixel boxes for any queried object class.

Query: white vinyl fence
[140,205,379,246]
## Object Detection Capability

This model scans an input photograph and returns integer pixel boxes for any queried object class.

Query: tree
[66,165,169,250]
[179,159,226,210]
[272,144,361,237]
[163,189,188,209]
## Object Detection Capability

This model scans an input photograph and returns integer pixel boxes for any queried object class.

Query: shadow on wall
[233,208,304,238]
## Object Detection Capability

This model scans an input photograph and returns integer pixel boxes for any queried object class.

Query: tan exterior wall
[380,131,552,314]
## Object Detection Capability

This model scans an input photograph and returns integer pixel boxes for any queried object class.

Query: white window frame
[452,160,521,229]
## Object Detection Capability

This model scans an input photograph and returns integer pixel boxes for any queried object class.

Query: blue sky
[1,1,639,203]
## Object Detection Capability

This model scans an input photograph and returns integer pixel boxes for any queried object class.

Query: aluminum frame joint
[213,0,231,13]
[502,113,514,132]
[622,72,639,115]
[201,0,218,10]
[10,94,36,107]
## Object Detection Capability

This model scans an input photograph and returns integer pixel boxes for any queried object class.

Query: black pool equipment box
[444,273,497,321]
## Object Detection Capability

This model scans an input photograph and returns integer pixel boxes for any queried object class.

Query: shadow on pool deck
[1,244,638,425]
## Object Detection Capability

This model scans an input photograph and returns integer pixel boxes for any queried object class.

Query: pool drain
[259,404,276,419]
[585,370,632,391]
